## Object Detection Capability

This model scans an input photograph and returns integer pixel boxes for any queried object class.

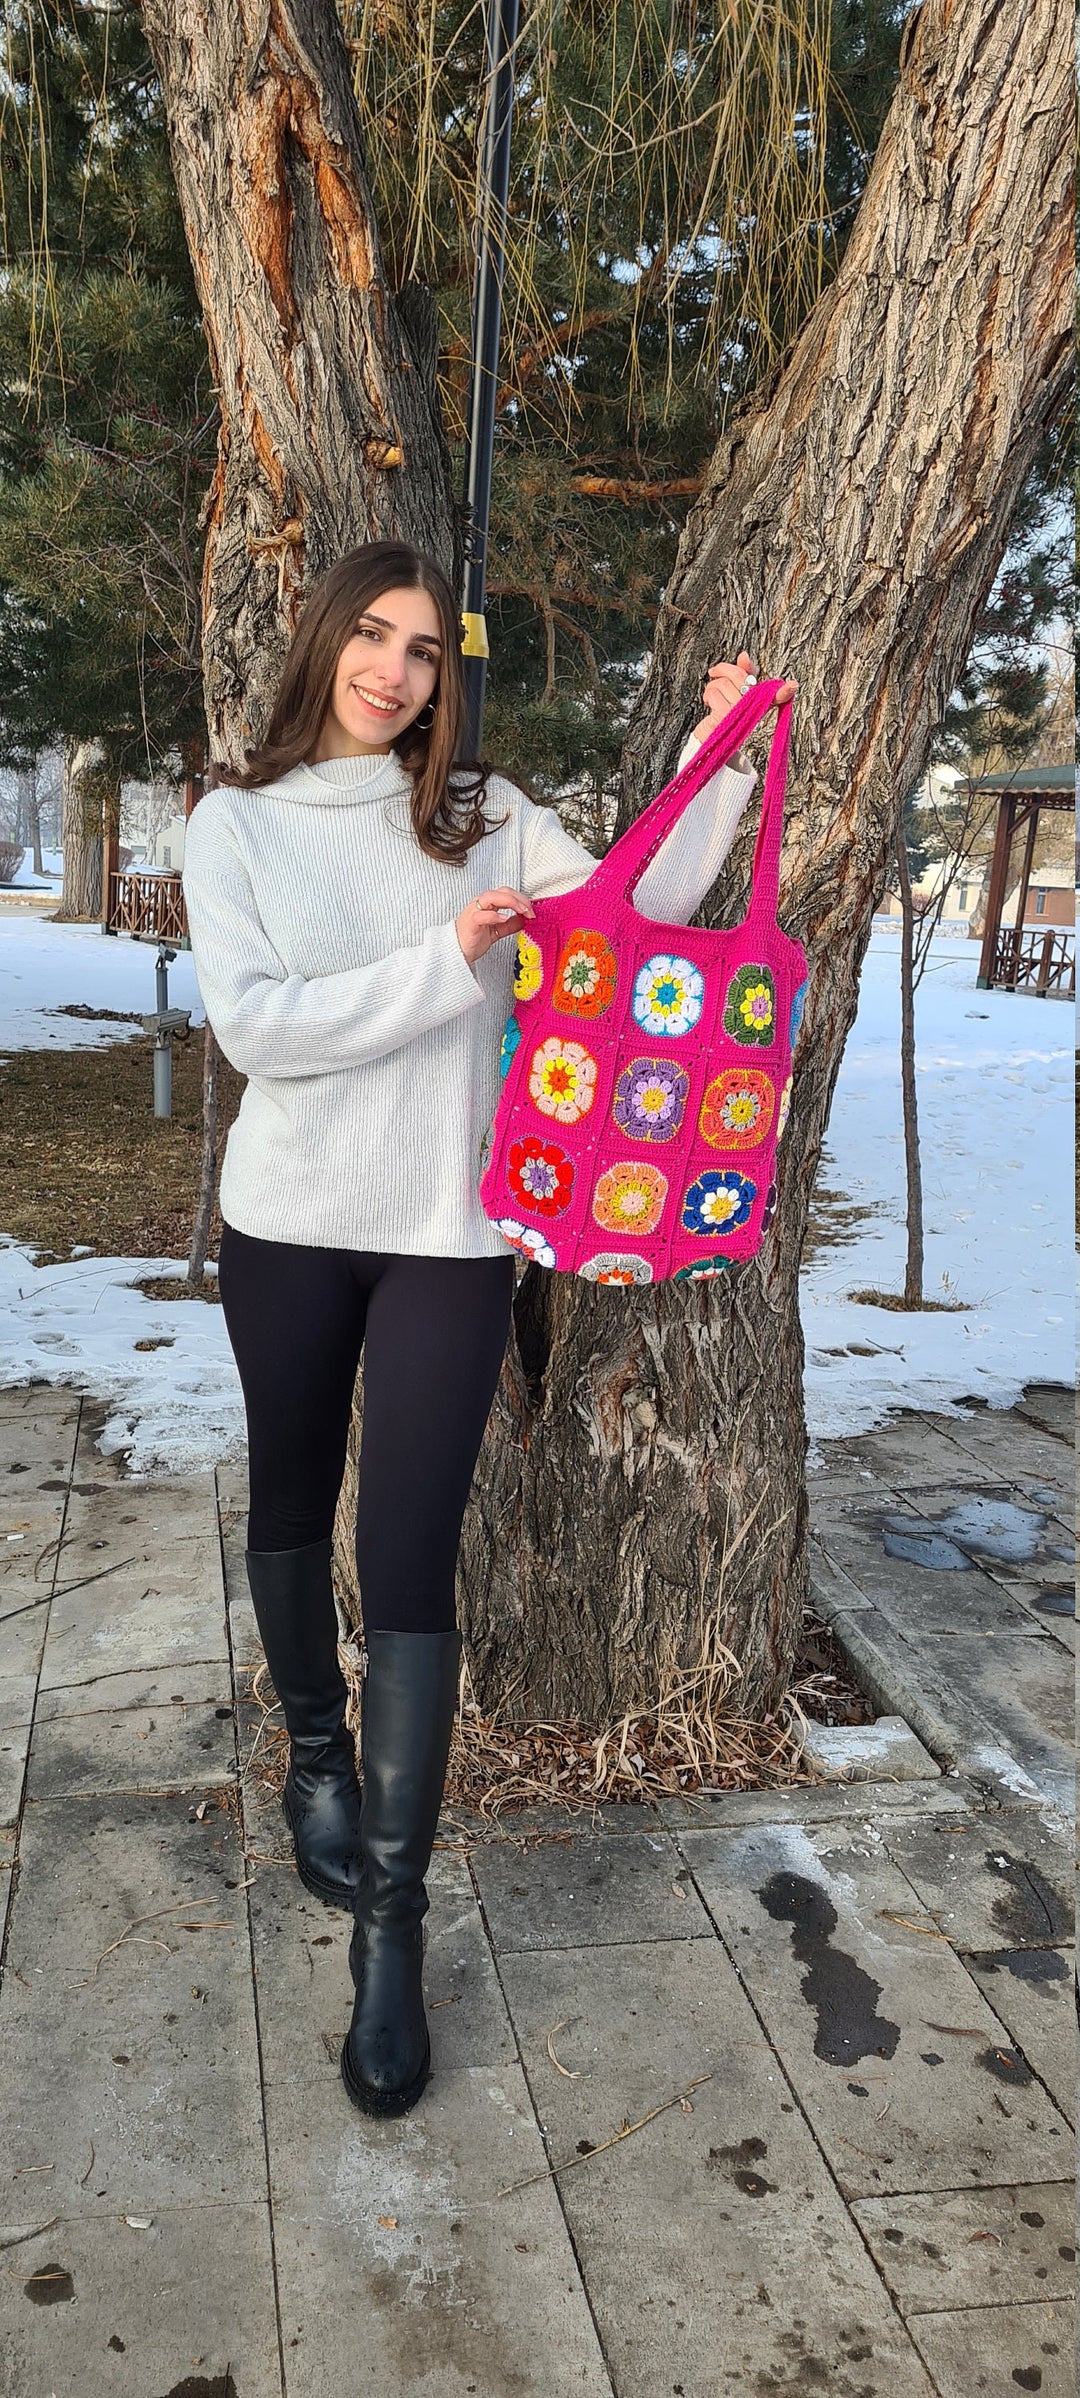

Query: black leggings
[218,1224,516,1633]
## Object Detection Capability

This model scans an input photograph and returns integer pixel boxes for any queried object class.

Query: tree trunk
[55,738,107,921]
[16,766,43,878]
[140,0,457,763]
[188,1025,220,1287]
[451,0,1071,1722]
[894,830,924,1308]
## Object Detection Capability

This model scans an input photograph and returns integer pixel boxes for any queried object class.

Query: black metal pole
[460,0,520,759]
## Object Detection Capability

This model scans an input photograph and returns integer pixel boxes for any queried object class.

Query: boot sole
[282,1792,359,1913]
[339,2027,431,2118]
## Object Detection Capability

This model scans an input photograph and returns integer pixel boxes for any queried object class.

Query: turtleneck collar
[281,751,413,805]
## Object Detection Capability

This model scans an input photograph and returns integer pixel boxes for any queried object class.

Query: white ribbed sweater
[181,737,757,1257]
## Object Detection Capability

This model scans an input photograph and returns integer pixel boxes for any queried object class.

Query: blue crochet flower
[681,1170,757,1238]
[499,1014,522,1080]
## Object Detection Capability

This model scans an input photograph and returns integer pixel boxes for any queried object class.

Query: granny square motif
[479,678,807,1284]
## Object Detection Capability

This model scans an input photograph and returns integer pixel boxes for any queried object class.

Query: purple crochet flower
[612,1055,690,1144]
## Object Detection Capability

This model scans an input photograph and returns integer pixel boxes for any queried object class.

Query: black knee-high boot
[340,1626,461,2117]
[244,1539,363,1910]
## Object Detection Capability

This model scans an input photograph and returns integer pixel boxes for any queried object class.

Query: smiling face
[314,585,444,758]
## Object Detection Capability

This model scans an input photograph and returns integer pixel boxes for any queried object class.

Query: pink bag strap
[585,676,793,919]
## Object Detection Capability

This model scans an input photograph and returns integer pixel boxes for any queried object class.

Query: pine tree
[0,0,214,889]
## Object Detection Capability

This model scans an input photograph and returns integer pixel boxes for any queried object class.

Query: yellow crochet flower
[514,934,544,1002]
[739,981,774,1034]
[529,1037,598,1125]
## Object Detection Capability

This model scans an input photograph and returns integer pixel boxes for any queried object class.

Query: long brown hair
[214,542,508,864]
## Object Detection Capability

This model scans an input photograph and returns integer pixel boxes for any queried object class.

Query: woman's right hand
[455,886,536,966]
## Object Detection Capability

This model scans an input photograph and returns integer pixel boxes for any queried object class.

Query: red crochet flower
[507,1135,575,1218]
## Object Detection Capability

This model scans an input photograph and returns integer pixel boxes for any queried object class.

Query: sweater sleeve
[182,800,486,1080]
[516,736,758,926]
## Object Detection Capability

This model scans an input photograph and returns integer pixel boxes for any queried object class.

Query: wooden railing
[106,869,187,944]
[988,926,1075,997]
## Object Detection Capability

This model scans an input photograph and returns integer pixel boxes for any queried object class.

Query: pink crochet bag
[479,678,806,1285]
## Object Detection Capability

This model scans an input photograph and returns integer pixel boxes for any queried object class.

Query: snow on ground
[0,913,1073,1474]
[0,1244,243,1476]
[0,910,203,1051]
[8,846,64,888]
[802,926,1074,1441]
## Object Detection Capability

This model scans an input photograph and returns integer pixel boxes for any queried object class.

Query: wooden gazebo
[973,765,1074,996]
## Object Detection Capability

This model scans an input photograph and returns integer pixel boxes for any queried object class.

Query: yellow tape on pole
[461,612,490,659]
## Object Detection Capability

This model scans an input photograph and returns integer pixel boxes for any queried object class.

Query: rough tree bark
[139,0,457,759]
[453,0,1071,1721]
[894,829,924,1309]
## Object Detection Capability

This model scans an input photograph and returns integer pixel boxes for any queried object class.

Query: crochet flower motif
[495,1216,558,1269]
[592,1160,668,1238]
[632,953,704,1039]
[673,1257,737,1283]
[789,979,808,1044]
[507,1135,575,1218]
[613,1056,689,1143]
[528,1036,598,1125]
[514,934,544,1002]
[776,1075,793,1141]
[723,962,776,1047]
[681,1170,757,1238]
[699,1066,775,1151]
[552,929,618,1017]
[578,1252,654,1286]
[499,1015,522,1080]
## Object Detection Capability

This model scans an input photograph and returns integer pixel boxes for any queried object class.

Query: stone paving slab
[832,1418,1017,1490]
[33,1662,232,1720]
[812,1506,1044,1637]
[0,2204,282,2398]
[0,1602,46,1730]
[497,1936,938,2398]
[958,1950,1076,2127]
[891,1485,1075,1577]
[472,1826,715,1951]
[926,1631,1074,1765]
[0,1725,28,1828]
[878,1809,1072,1953]
[26,1689,238,1800]
[851,2179,1076,2310]
[263,2059,615,2397]
[0,1792,266,2220]
[41,1551,230,1687]
[251,1851,518,2088]
[1002,1575,1076,1650]
[907,2296,1075,2398]
[677,1818,1074,2198]
[941,1406,1075,1493]
[56,1475,221,1578]
[1014,1385,1075,1443]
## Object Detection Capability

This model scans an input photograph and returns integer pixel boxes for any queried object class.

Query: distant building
[995,862,1074,930]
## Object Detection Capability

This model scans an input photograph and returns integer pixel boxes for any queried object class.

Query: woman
[182,540,797,2121]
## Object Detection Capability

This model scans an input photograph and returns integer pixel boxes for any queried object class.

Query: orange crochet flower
[699,1067,775,1151]
[551,928,618,1018]
[592,1160,668,1237]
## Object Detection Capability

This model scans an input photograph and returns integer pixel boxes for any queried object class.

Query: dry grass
[0,1033,242,1265]
[240,1602,870,1827]
[848,1288,970,1314]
